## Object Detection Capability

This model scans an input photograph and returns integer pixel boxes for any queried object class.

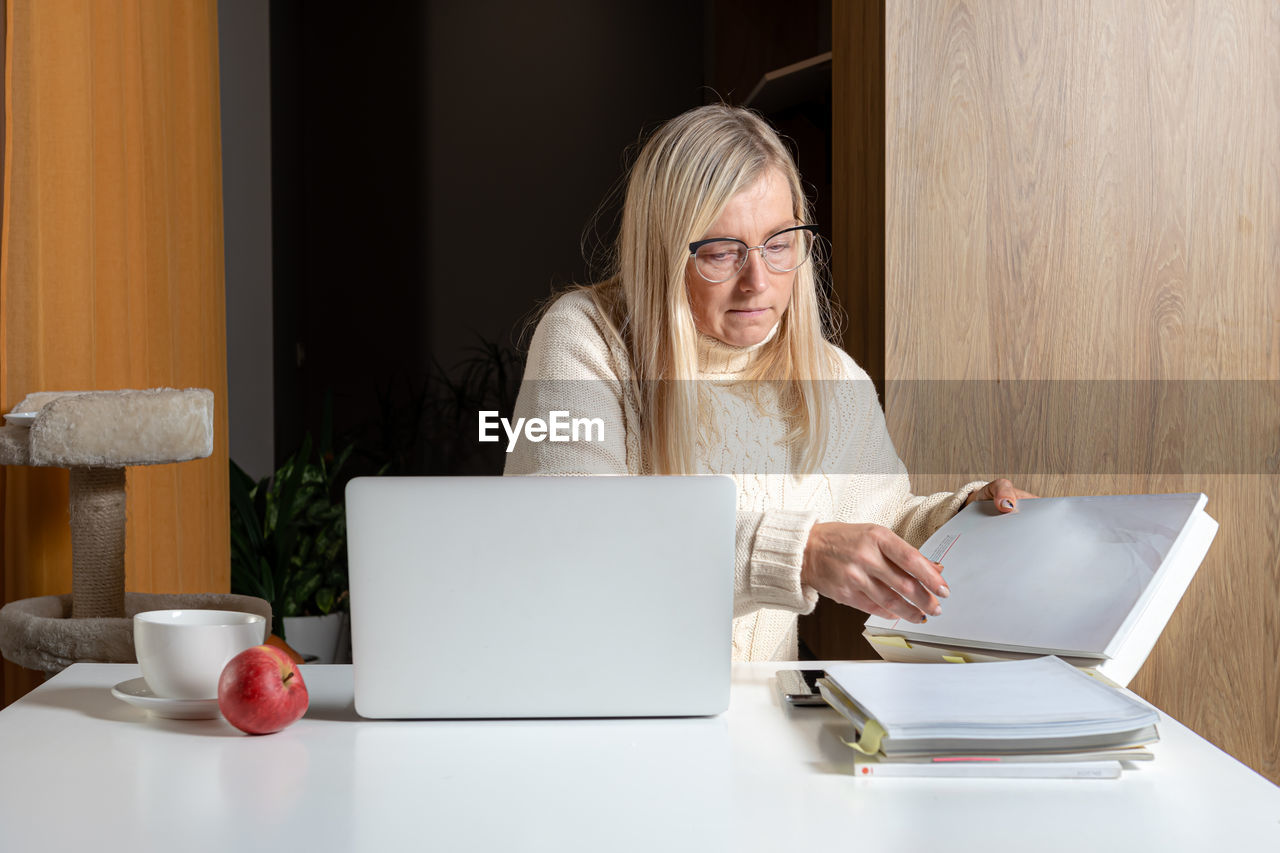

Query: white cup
[133,610,267,699]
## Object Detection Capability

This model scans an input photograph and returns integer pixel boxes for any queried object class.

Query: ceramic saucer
[3,412,36,427]
[111,677,222,720]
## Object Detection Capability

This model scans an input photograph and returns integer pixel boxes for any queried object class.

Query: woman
[505,104,1031,660]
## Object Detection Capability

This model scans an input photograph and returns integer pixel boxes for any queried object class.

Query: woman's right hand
[801,522,948,623]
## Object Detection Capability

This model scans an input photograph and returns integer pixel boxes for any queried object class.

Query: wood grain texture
[0,0,6,708]
[0,0,229,704]
[882,0,1280,782]
[831,0,885,384]
[800,0,887,662]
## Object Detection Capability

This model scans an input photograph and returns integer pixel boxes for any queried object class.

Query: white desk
[0,663,1277,852]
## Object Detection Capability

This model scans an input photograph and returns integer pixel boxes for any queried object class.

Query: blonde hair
[589,105,837,475]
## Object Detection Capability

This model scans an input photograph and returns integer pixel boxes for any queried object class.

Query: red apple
[218,644,310,735]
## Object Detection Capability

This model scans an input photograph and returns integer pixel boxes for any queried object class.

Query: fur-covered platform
[0,389,269,674]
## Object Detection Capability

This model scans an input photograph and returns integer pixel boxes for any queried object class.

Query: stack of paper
[818,657,1159,778]
[863,493,1219,686]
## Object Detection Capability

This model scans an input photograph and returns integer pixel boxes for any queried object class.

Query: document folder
[863,493,1218,686]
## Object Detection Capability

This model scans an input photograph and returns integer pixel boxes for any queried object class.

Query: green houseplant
[229,434,352,642]
[227,337,522,648]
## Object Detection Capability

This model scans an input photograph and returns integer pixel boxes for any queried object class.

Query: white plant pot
[281,612,350,664]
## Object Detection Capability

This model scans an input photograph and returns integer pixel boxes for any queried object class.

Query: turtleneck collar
[696,321,781,376]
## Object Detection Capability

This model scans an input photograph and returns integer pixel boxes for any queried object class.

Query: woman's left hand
[965,478,1038,513]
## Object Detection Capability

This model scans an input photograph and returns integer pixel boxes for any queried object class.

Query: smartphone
[776,668,827,706]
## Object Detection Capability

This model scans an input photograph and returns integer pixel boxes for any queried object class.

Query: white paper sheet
[824,657,1159,740]
[865,493,1207,657]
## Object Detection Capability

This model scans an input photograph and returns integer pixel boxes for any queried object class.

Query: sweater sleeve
[504,292,818,618]
[503,293,632,476]
[885,478,987,547]
[733,509,819,618]
[826,349,986,546]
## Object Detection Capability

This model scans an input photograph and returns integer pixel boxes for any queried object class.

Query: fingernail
[918,615,928,624]
[1001,499,1014,510]
[938,584,950,598]
[931,605,942,616]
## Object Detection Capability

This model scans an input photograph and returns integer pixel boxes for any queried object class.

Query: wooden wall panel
[801,0,887,661]
[0,0,7,704]
[879,0,1279,782]
[0,0,229,704]
[832,0,885,383]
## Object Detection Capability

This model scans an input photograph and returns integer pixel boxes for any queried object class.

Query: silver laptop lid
[345,476,735,718]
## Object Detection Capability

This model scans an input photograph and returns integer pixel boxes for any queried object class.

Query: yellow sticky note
[1080,668,1119,687]
[942,654,969,664]
[869,635,911,650]
[840,719,887,756]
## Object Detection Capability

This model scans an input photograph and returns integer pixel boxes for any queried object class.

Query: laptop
[344,476,736,718]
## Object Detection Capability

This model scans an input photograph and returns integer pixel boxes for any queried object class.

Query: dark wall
[425,1,706,364]
[219,0,276,480]
[269,1,705,466]
[270,0,430,461]
[706,0,831,103]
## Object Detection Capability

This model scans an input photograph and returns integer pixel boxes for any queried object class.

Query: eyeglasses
[687,225,819,284]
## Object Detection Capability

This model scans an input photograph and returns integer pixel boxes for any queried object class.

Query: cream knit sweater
[504,290,982,660]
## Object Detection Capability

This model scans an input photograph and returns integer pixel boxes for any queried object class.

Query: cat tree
[0,388,269,674]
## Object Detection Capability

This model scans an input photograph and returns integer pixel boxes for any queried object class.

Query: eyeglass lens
[692,228,813,283]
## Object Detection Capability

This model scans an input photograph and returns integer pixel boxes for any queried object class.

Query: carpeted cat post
[0,389,270,674]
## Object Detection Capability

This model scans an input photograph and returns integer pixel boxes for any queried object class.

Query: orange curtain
[0,0,229,704]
